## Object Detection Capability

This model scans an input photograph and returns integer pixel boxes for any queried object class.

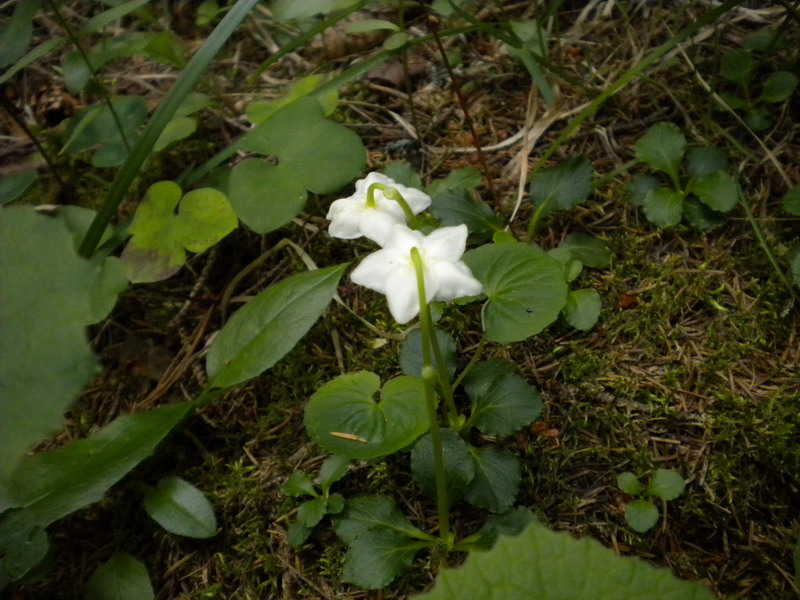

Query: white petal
[431,260,483,301]
[328,209,364,239]
[399,187,432,213]
[383,224,424,253]
[423,225,469,262]
[384,265,421,323]
[358,209,403,246]
[350,249,395,294]
[326,196,357,220]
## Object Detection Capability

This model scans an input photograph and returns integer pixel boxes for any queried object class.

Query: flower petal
[431,260,483,301]
[384,265,421,323]
[350,249,395,294]
[423,224,469,262]
[384,224,425,254]
[328,207,365,239]
[359,209,402,246]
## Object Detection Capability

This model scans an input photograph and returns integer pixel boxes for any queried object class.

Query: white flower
[350,224,483,323]
[326,172,432,246]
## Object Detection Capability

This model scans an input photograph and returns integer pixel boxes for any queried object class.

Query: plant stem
[410,247,451,545]
[368,183,419,228]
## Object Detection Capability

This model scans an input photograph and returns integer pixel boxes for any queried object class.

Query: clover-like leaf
[529,156,593,217]
[686,147,728,178]
[635,123,686,180]
[411,429,475,506]
[84,553,154,600]
[616,472,645,496]
[691,171,739,213]
[563,288,602,331]
[557,233,612,269]
[304,372,429,459]
[463,243,568,343]
[625,499,659,533]
[121,181,237,283]
[400,328,457,380]
[642,187,683,227]
[414,521,715,599]
[319,455,350,492]
[230,97,365,234]
[429,190,503,240]
[464,446,521,513]
[143,477,217,539]
[719,49,755,89]
[759,71,799,103]
[647,469,685,501]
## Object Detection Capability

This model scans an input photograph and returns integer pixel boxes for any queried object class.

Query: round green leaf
[287,521,314,548]
[647,469,685,501]
[400,328,457,380]
[745,109,772,132]
[304,372,429,459]
[686,147,728,178]
[153,116,197,151]
[625,499,659,533]
[465,446,521,513]
[297,496,327,528]
[759,71,798,103]
[342,527,420,589]
[557,233,612,269]
[319,455,350,491]
[463,243,568,343]
[683,198,727,231]
[529,156,593,216]
[84,553,154,600]
[563,288,602,331]
[616,472,645,496]
[642,187,683,227]
[143,477,217,539]
[719,49,755,88]
[783,185,800,216]
[691,171,739,213]
[0,170,37,205]
[628,174,659,207]
[282,470,316,498]
[411,429,474,506]
[634,122,685,179]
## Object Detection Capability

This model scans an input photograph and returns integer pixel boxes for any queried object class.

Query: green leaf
[464,359,541,437]
[783,185,800,216]
[427,167,483,197]
[505,21,554,105]
[792,252,800,288]
[616,472,645,496]
[464,446,521,513]
[413,521,714,600]
[382,32,409,51]
[719,49,755,89]
[207,264,346,388]
[429,190,503,240]
[686,147,728,178]
[304,372,429,459]
[634,123,685,179]
[143,477,217,539]
[529,156,593,217]
[382,161,422,189]
[647,469,685,501]
[0,207,127,480]
[470,507,536,551]
[153,116,197,151]
[548,247,583,282]
[0,0,41,69]
[743,29,775,51]
[642,187,683,227]
[683,198,727,231]
[272,0,359,20]
[287,521,314,547]
[628,174,660,207]
[759,71,798,103]
[282,471,316,498]
[245,75,338,124]
[231,97,365,234]
[341,527,422,589]
[0,38,65,87]
[143,32,187,67]
[344,18,400,34]
[84,553,154,600]
[411,429,474,506]
[625,499,659,533]
[0,509,48,588]
[82,0,151,33]
[319,455,350,491]
[327,493,345,514]
[563,288,602,331]
[463,243,569,343]
[745,108,772,131]
[297,497,328,528]
[121,182,238,283]
[333,495,428,545]
[557,233,612,269]
[691,171,739,213]
[0,170,37,205]
[2,400,195,527]
[400,328,458,380]
[794,536,800,589]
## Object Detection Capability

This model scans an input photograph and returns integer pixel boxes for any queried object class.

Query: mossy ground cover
[4,1,799,598]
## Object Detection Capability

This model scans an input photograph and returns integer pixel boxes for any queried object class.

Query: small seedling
[282,455,350,547]
[629,122,741,229]
[616,469,685,533]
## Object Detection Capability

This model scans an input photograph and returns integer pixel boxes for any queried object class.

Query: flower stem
[368,183,420,229]
[410,247,451,545]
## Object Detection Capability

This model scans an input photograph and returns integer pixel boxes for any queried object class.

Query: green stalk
[78,0,261,258]
[410,247,451,545]
[368,183,419,228]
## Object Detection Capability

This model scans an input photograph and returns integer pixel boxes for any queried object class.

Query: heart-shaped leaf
[122,181,238,282]
[463,359,541,437]
[529,156,593,217]
[400,328,458,380]
[411,429,474,506]
[625,499,659,533]
[464,446,521,513]
[143,477,217,539]
[304,372,428,459]
[84,553,154,600]
[691,171,739,213]
[635,123,686,180]
[463,243,568,343]
[647,469,685,501]
[643,187,683,227]
[563,288,602,331]
[207,264,346,388]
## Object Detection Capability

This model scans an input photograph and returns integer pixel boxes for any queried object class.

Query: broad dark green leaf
[628,174,659,207]
[246,75,338,124]
[400,328,458,380]
[282,471,316,498]
[411,429,474,506]
[429,190,503,240]
[686,147,728,178]
[333,495,428,544]
[647,469,685,501]
[207,264,346,388]
[463,243,568,343]
[287,521,314,547]
[691,171,739,213]
[382,161,422,189]
[2,401,195,526]
[470,507,535,551]
[464,359,541,437]
[84,553,154,600]
[634,123,685,179]
[426,167,482,197]
[143,477,217,538]
[616,472,645,496]
[625,499,659,533]
[683,199,726,231]
[642,187,683,227]
[745,108,771,132]
[0,171,37,205]
[529,156,593,216]
[327,493,345,514]
[0,509,48,589]
[0,0,41,69]
[557,233,612,269]
[759,71,798,103]
[414,521,715,599]
[297,497,327,528]
[304,372,428,459]
[0,207,127,480]
[719,49,755,89]
[563,288,602,331]
[0,38,64,87]
[464,446,521,513]
[783,185,800,216]
[341,528,423,589]
[319,455,349,491]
